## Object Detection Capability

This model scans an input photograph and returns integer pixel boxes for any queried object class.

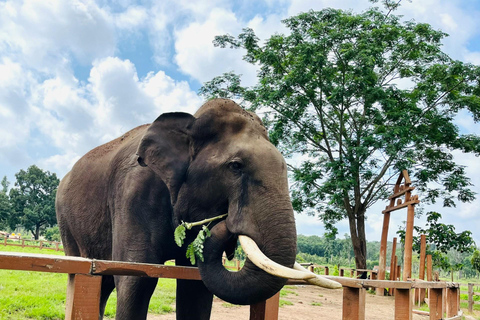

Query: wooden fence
[460,283,480,313]
[0,252,463,320]
[3,236,63,251]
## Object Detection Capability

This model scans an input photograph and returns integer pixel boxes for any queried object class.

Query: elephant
[56,98,337,320]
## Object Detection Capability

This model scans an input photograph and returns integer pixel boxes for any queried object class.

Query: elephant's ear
[136,112,195,205]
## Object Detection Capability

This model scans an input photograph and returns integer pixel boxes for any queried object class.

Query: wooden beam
[468,283,474,313]
[388,187,416,200]
[65,274,102,320]
[382,199,420,213]
[342,287,365,320]
[395,289,412,320]
[92,260,201,280]
[249,292,280,320]
[0,252,92,274]
[429,288,443,320]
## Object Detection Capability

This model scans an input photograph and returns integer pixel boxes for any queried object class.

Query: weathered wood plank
[382,199,420,213]
[342,287,365,320]
[429,288,443,320]
[395,289,412,320]
[65,274,102,320]
[92,260,201,280]
[0,252,92,274]
[249,292,280,320]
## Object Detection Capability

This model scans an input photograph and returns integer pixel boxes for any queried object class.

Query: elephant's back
[56,124,150,259]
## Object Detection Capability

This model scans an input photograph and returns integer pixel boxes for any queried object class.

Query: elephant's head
[136,99,337,305]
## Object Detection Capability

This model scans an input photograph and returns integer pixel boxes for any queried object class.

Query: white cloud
[0,0,115,72]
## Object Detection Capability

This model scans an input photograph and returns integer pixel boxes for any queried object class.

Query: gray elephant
[56,99,336,320]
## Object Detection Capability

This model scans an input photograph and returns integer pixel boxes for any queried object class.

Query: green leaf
[174,225,186,247]
[186,243,196,265]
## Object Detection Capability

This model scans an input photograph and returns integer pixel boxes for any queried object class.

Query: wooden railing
[0,252,463,320]
[460,283,480,313]
[2,236,63,251]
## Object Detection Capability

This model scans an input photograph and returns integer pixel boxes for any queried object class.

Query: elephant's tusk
[239,235,316,281]
[293,262,342,289]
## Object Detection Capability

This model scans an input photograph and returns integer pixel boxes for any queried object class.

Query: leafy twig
[174,213,228,265]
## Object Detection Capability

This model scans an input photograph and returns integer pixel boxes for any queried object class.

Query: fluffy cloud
[0,0,115,72]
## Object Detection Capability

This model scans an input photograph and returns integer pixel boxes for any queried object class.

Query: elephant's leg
[99,275,115,319]
[176,279,213,320]
[114,275,158,320]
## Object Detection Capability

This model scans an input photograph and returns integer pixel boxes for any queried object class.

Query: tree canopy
[200,2,480,268]
[9,165,59,239]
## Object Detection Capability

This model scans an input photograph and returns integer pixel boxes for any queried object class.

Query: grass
[0,246,176,319]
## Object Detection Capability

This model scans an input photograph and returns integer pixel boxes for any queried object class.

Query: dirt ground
[147,285,434,320]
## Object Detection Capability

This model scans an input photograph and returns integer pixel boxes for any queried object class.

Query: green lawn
[0,246,176,320]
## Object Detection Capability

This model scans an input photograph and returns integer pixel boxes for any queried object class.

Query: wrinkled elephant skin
[56,99,297,320]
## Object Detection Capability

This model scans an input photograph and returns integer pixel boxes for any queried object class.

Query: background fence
[2,235,63,251]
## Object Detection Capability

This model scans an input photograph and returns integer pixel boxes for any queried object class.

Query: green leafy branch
[174,213,227,265]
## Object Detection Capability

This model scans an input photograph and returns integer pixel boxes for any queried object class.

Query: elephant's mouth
[218,221,341,289]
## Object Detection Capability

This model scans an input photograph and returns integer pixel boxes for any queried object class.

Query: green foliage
[472,250,480,274]
[8,165,60,239]
[186,225,211,265]
[43,226,61,242]
[174,224,186,247]
[200,2,480,269]
[332,264,339,276]
[397,211,475,276]
[175,223,212,265]
[0,177,12,229]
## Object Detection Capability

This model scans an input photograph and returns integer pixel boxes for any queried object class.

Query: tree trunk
[348,209,367,270]
[34,224,40,240]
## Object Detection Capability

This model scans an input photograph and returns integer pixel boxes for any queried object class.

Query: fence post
[468,283,474,313]
[65,274,102,320]
[342,287,366,320]
[3,236,6,246]
[325,266,329,275]
[394,288,412,320]
[55,242,59,251]
[249,292,280,320]
[445,287,458,318]
[39,241,43,250]
[428,288,443,320]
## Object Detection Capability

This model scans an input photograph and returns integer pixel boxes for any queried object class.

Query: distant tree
[44,226,61,242]
[472,250,480,277]
[9,165,59,239]
[200,1,480,269]
[0,177,11,230]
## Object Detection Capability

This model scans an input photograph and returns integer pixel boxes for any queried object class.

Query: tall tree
[0,176,11,229]
[9,165,59,239]
[200,2,480,268]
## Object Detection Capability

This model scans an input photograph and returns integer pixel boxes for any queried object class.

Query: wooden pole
[468,283,474,313]
[65,274,102,320]
[417,235,427,305]
[426,255,433,281]
[402,201,415,281]
[342,287,366,320]
[445,287,458,318]
[428,288,443,320]
[377,211,391,295]
[389,237,397,295]
[394,289,412,320]
[250,292,280,320]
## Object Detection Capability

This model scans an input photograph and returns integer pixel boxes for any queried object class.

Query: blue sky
[1,0,480,244]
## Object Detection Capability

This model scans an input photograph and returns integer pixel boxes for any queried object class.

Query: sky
[1,0,480,245]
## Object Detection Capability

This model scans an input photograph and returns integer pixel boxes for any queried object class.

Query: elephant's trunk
[198,218,297,305]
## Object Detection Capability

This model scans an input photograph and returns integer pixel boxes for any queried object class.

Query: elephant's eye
[228,161,243,172]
